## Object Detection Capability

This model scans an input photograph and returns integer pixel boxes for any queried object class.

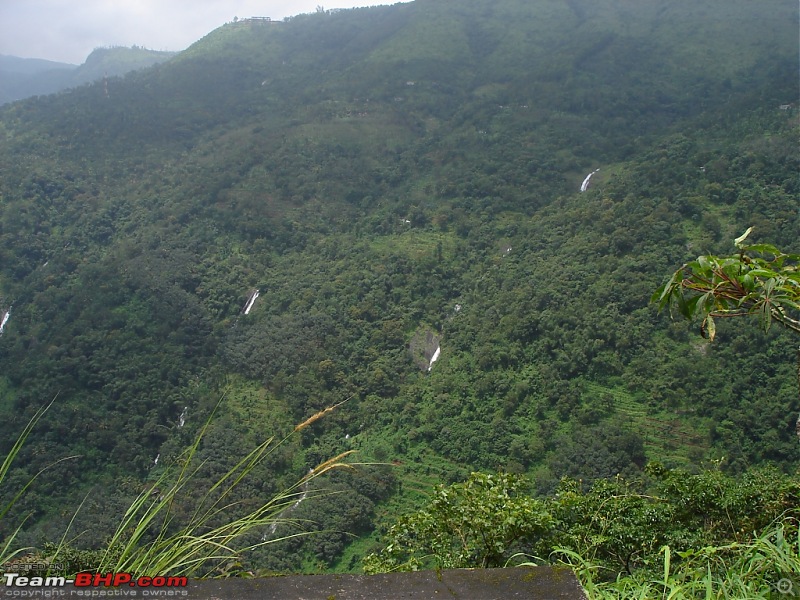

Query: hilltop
[0,46,176,105]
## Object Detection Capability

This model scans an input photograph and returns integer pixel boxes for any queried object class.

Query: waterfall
[580,168,600,192]
[263,472,312,540]
[0,308,10,336]
[243,290,260,315]
[427,345,441,371]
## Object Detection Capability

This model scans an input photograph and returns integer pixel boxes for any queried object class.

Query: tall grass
[555,518,800,599]
[96,403,353,577]
[5,400,354,577]
[0,398,79,566]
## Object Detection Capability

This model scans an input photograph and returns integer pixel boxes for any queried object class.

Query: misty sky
[0,1,410,65]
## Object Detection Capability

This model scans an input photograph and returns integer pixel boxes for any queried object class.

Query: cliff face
[410,326,441,371]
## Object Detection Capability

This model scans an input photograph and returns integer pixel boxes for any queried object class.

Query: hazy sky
[0,1,410,64]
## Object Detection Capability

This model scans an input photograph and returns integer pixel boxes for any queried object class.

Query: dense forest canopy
[0,0,797,573]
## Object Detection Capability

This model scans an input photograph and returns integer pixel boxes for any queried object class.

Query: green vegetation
[0,0,797,578]
[365,466,800,597]
[654,229,800,339]
[0,400,62,566]
[363,472,551,571]
[91,412,353,577]
[364,225,800,596]
[5,402,354,577]
[0,46,176,106]
[562,524,799,600]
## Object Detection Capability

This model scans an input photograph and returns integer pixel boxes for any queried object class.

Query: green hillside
[0,0,797,574]
[0,46,176,105]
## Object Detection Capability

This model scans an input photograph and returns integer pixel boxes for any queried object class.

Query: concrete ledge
[186,567,587,599]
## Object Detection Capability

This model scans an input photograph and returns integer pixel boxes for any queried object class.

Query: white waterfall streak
[264,475,312,539]
[427,345,441,371]
[580,168,600,192]
[244,290,260,315]
[0,309,10,336]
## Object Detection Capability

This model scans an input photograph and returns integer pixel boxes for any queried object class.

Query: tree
[652,228,800,341]
[653,228,800,444]
[363,472,552,572]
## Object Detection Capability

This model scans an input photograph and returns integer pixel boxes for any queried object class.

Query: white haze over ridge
[0,1,411,64]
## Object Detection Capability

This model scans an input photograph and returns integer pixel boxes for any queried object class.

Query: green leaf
[661,545,672,585]
[652,270,682,308]
[776,298,800,312]
[696,256,713,272]
[696,291,717,315]
[651,283,668,305]
[760,302,771,332]
[748,268,779,278]
[746,243,782,257]
[682,295,701,319]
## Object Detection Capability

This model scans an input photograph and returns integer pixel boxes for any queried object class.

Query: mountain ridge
[0,46,176,105]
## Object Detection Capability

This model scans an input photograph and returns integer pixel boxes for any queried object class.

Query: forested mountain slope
[0,55,75,105]
[0,47,176,105]
[0,0,797,571]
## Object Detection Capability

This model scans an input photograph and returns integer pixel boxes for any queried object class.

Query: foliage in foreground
[363,473,551,571]
[0,399,81,567]
[0,402,48,566]
[561,522,799,599]
[367,244,800,590]
[653,228,800,341]
[364,467,800,598]
[2,402,354,578]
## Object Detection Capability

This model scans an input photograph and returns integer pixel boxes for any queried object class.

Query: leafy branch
[652,228,800,341]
